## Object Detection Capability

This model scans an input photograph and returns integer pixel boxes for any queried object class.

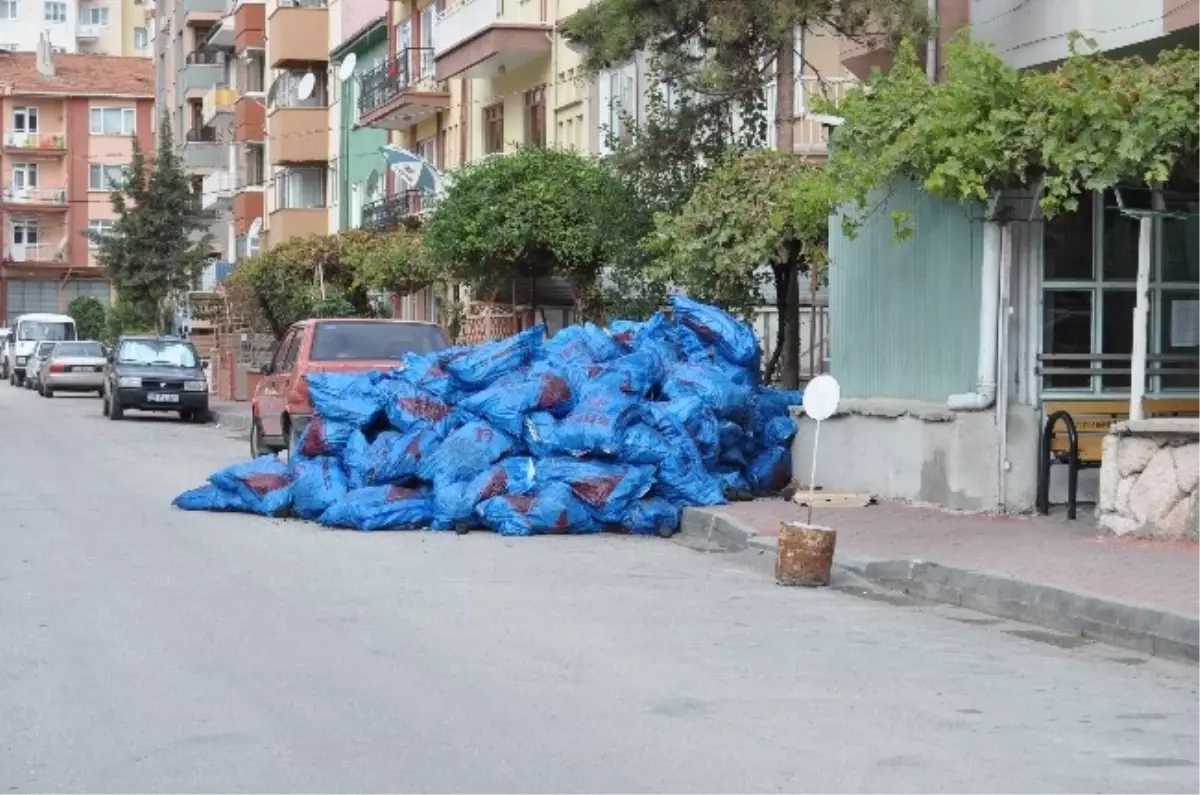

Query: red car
[250,318,450,459]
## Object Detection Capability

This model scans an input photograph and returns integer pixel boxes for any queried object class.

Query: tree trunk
[780,258,801,390]
[776,38,800,389]
[762,265,788,384]
[776,38,795,157]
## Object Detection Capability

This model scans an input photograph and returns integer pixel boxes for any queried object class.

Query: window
[270,329,299,373]
[11,163,38,190]
[13,107,38,133]
[416,138,435,169]
[44,1,66,22]
[275,167,326,209]
[81,5,109,25]
[90,107,136,135]
[117,339,198,367]
[396,19,411,56]
[244,51,265,93]
[272,70,326,108]
[88,219,115,247]
[11,221,39,245]
[244,144,265,187]
[419,3,434,76]
[133,26,148,49]
[525,86,546,148]
[310,321,448,361]
[0,1,16,20]
[483,103,504,155]
[89,164,126,191]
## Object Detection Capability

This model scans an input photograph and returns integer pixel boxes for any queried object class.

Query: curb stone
[678,506,1199,664]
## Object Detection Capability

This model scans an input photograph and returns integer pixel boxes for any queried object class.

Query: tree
[423,147,647,319]
[66,296,106,342]
[355,229,436,299]
[93,113,213,329]
[649,150,836,385]
[826,35,1200,231]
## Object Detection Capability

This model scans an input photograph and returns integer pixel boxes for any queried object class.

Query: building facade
[798,0,1200,514]
[0,0,151,56]
[0,42,154,321]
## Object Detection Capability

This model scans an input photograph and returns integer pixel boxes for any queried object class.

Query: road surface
[1,386,1196,793]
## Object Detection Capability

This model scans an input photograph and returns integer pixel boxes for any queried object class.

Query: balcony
[268,84,327,164]
[360,191,427,231]
[76,24,102,40]
[2,241,68,266]
[234,95,265,142]
[183,0,226,26]
[233,186,264,235]
[1,185,69,211]
[202,169,235,211]
[203,14,235,50]
[433,0,551,81]
[267,207,327,246]
[356,50,450,130]
[202,85,239,126]
[182,51,229,99]
[183,127,224,174]
[3,132,67,155]
[233,0,265,53]
[793,76,856,156]
[267,0,329,69]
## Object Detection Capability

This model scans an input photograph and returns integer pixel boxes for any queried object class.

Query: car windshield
[19,321,75,342]
[310,322,448,361]
[117,339,198,368]
[35,342,56,357]
[53,342,104,358]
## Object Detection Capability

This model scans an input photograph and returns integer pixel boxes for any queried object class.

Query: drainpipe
[947,218,1003,412]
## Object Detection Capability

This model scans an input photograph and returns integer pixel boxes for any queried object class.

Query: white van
[7,313,77,387]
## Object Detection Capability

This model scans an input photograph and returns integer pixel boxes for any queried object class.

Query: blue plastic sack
[608,320,643,351]
[660,395,720,467]
[748,446,792,493]
[761,414,797,448]
[457,369,574,437]
[670,294,759,368]
[715,467,753,496]
[382,380,462,438]
[476,482,599,537]
[582,348,667,399]
[534,457,655,523]
[296,415,358,459]
[432,457,537,529]
[416,420,515,484]
[207,455,293,517]
[553,390,639,456]
[393,351,459,400]
[523,411,560,458]
[343,428,434,490]
[718,420,744,450]
[172,484,254,513]
[445,324,544,389]
[662,362,755,419]
[291,456,350,520]
[542,322,623,364]
[617,497,681,536]
[304,371,385,428]
[643,404,725,506]
[620,423,669,465]
[317,484,434,531]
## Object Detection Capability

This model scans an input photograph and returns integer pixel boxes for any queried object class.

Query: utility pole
[776,34,801,389]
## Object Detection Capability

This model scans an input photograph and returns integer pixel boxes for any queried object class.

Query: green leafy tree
[66,296,107,342]
[649,150,836,386]
[355,230,437,299]
[423,147,647,319]
[93,113,213,329]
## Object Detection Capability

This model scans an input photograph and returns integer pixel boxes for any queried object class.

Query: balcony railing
[77,23,102,39]
[3,132,67,151]
[202,85,239,125]
[202,169,235,210]
[185,126,218,143]
[186,50,229,65]
[2,186,68,206]
[360,190,427,231]
[357,50,439,116]
[3,242,67,263]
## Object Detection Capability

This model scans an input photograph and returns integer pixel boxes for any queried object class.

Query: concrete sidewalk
[681,499,1199,662]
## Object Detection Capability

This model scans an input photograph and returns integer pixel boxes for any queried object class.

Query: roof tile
[0,51,154,98]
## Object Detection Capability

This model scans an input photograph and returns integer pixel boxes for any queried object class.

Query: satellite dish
[247,217,262,239]
[337,53,357,81]
[296,72,316,102]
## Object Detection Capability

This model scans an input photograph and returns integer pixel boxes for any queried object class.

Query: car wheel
[250,417,268,458]
[179,409,193,422]
[108,394,124,420]
[191,409,209,424]
[43,385,53,399]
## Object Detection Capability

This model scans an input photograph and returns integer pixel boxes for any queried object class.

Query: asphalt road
[1,385,1197,794]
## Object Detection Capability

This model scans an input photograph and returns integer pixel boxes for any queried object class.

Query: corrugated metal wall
[829,181,985,401]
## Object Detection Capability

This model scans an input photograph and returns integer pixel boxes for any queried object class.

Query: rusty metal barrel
[775,522,837,587]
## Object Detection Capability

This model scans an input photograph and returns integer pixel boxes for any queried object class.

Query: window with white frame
[133,26,148,49]
[275,167,326,209]
[1040,180,1200,397]
[81,5,109,25]
[11,163,38,191]
[89,164,126,191]
[90,107,135,135]
[11,221,39,246]
[88,219,115,247]
[44,1,66,22]
[0,1,16,20]
[13,107,37,133]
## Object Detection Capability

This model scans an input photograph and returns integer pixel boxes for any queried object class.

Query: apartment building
[0,41,154,321]
[0,0,151,56]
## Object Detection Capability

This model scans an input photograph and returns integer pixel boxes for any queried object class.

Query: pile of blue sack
[173,296,803,536]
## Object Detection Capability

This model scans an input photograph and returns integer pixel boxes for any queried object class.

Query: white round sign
[803,374,841,422]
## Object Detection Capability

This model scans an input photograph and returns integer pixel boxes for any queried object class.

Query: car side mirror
[106,354,114,364]
[202,360,210,370]
[259,362,273,375]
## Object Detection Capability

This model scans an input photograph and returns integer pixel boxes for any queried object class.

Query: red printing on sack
[504,494,535,513]
[478,469,508,501]
[385,485,422,503]
[398,396,451,421]
[536,375,570,409]
[241,472,290,496]
[572,475,620,507]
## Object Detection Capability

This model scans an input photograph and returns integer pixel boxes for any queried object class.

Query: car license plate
[71,366,94,373]
[148,393,179,404]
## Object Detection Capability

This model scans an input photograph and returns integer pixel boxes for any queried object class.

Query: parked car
[6,313,77,387]
[250,318,450,459]
[24,342,57,391]
[38,340,107,398]
[102,335,210,422]
[0,328,11,381]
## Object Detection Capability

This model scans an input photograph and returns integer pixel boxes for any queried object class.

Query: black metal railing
[186,126,218,143]
[186,50,229,65]
[361,190,425,231]
[357,49,438,117]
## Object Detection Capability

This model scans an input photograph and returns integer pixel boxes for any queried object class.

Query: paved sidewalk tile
[714,499,1199,619]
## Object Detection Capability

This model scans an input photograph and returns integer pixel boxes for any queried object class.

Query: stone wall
[1097,419,1199,540]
